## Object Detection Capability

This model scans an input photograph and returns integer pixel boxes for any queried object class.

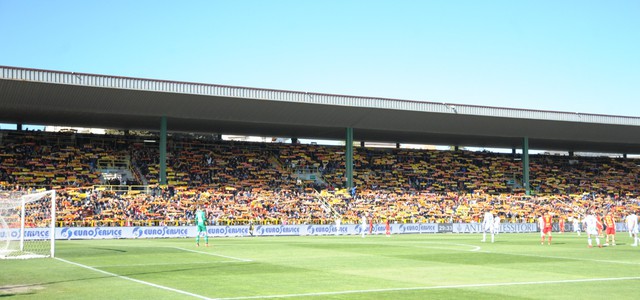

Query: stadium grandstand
[1,65,640,229]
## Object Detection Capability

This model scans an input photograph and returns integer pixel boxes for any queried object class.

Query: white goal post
[0,190,56,259]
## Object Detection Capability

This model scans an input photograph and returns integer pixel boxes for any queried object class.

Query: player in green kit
[195,205,209,247]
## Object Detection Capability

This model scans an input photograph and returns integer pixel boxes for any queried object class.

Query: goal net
[0,190,56,259]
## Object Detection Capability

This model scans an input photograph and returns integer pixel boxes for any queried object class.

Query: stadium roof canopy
[2,65,640,154]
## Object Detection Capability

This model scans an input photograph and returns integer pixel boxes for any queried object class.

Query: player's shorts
[197,224,207,233]
[627,224,638,234]
[586,226,598,235]
[605,227,616,235]
[542,227,552,234]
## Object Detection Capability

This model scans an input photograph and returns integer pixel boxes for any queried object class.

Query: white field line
[481,250,640,266]
[55,257,215,300]
[91,261,241,268]
[403,241,482,252]
[218,276,640,300]
[170,247,253,262]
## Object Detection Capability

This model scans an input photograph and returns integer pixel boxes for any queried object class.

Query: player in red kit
[603,212,616,246]
[541,211,553,245]
[385,218,391,237]
[596,213,604,237]
[558,217,565,234]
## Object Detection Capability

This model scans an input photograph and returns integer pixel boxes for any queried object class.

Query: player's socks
[588,238,592,247]
[196,235,200,246]
[482,232,486,242]
[491,234,494,243]
[205,235,209,245]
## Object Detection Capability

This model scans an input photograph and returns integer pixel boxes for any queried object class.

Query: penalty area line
[217,276,640,299]
[55,257,215,300]
[171,247,253,262]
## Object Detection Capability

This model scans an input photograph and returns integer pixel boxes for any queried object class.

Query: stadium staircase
[97,156,136,185]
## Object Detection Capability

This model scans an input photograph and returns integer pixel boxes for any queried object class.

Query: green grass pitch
[1,233,638,299]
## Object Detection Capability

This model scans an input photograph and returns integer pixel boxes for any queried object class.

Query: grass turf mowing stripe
[55,257,215,300]
[217,276,640,299]
[170,246,253,262]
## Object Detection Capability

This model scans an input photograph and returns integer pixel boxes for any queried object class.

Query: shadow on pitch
[89,247,128,253]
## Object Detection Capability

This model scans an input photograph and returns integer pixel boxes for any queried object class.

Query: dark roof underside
[2,77,640,154]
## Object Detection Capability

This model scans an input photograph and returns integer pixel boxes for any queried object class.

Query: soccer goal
[0,190,56,259]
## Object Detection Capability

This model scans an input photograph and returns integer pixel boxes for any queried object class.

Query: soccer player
[385,218,391,237]
[194,205,209,247]
[481,209,494,243]
[538,216,545,238]
[558,217,565,234]
[595,213,604,237]
[541,211,553,245]
[625,212,638,247]
[572,216,581,236]
[584,210,602,248]
[603,211,616,246]
[493,213,501,236]
[360,213,367,238]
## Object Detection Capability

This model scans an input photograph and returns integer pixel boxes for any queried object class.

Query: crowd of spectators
[1,130,639,228]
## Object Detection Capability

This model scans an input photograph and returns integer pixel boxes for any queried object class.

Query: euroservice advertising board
[4,222,631,240]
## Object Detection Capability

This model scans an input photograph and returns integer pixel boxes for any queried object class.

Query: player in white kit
[481,210,495,243]
[584,211,602,248]
[538,216,545,238]
[493,213,501,235]
[625,212,638,246]
[572,216,581,236]
[360,213,367,238]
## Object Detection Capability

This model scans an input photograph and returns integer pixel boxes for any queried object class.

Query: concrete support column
[523,137,530,196]
[160,116,168,185]
[345,128,354,189]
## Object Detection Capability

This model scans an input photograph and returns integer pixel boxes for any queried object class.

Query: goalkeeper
[194,205,209,247]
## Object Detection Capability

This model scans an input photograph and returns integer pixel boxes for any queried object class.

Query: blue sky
[1,0,639,117]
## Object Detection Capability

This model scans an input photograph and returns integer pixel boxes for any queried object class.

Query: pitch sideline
[55,257,215,300]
